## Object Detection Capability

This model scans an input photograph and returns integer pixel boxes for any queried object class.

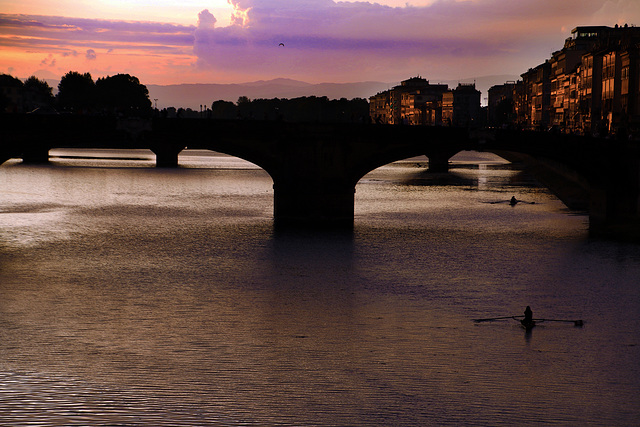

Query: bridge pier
[150,142,185,168]
[427,153,450,172]
[425,144,464,173]
[273,184,355,228]
[588,152,640,239]
[21,147,50,164]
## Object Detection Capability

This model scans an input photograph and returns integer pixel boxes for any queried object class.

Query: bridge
[1,115,639,239]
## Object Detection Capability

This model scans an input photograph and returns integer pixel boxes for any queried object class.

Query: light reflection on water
[0,150,639,426]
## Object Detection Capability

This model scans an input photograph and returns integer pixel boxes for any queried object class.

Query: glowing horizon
[1,0,639,86]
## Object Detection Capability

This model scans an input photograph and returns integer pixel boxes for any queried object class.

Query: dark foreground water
[1,149,639,426]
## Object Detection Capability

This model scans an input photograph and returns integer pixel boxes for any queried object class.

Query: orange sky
[1,0,639,85]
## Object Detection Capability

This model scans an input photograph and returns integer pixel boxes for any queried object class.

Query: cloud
[2,1,640,84]
[0,14,195,52]
[198,9,217,29]
[40,54,56,67]
[0,13,199,84]
[592,0,640,25]
[191,1,509,79]
[190,0,640,81]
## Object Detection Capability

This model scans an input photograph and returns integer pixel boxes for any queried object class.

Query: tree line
[0,74,55,114]
[2,71,369,123]
[209,96,370,123]
[1,71,151,115]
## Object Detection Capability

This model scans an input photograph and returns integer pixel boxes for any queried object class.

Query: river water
[0,149,639,426]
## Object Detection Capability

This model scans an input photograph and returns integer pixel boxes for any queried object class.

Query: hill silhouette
[147,75,519,109]
[146,80,390,110]
[30,75,520,110]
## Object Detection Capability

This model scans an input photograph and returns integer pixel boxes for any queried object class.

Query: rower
[524,306,533,322]
[510,196,518,205]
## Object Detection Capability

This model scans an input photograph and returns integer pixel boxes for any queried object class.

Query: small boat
[473,314,583,329]
[520,319,536,330]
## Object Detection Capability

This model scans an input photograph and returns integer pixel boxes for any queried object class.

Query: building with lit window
[620,47,640,133]
[400,87,447,125]
[369,90,391,124]
[369,77,448,125]
[493,25,640,136]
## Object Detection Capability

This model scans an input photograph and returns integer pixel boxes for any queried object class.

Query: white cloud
[592,0,640,26]
[198,9,217,29]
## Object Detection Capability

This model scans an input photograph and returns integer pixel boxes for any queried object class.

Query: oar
[534,318,584,326]
[473,315,523,323]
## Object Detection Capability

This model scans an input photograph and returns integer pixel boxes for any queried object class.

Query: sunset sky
[1,0,639,86]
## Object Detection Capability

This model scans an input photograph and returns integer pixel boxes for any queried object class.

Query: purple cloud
[198,9,217,29]
[191,0,640,81]
[0,14,195,52]
[2,0,639,84]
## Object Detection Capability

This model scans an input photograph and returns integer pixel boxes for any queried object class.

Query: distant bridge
[1,115,639,238]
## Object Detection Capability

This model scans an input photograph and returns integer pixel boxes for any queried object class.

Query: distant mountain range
[146,79,390,110]
[42,75,521,110]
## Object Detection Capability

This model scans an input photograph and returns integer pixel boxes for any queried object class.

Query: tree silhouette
[57,71,96,112]
[23,76,55,111]
[95,74,151,115]
[0,74,23,113]
[211,100,237,119]
[0,74,23,88]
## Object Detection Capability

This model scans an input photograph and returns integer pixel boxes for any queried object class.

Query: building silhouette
[487,81,518,126]
[442,83,481,127]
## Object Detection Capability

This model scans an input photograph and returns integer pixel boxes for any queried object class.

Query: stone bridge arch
[147,120,473,227]
[4,116,638,237]
[347,129,469,187]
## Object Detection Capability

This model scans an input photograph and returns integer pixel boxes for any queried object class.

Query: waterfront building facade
[370,77,482,127]
[488,25,640,137]
[400,88,447,125]
[488,81,520,126]
[369,77,449,125]
[442,83,481,127]
[369,90,391,124]
[620,47,640,132]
